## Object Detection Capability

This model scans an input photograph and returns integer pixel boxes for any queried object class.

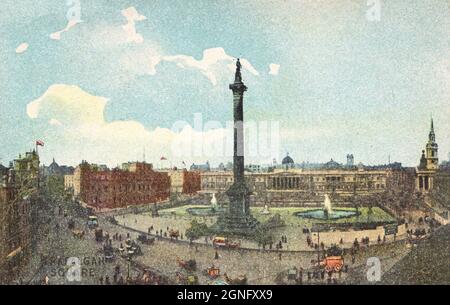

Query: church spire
[429,117,435,142]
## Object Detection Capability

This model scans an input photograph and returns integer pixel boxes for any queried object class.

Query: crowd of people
[98,265,167,285]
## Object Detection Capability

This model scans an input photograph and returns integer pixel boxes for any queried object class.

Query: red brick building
[182,170,201,195]
[73,161,170,209]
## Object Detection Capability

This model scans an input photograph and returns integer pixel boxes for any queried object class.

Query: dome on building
[281,153,294,165]
[324,158,341,169]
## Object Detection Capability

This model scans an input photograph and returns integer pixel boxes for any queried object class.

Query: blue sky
[0,0,449,167]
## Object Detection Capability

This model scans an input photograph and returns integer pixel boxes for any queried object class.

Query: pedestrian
[99,276,103,285]
[105,276,110,285]
[278,253,282,261]
[118,276,124,285]
[214,250,219,260]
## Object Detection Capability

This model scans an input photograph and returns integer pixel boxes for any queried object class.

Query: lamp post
[125,243,133,283]
[126,253,133,284]
[317,230,320,266]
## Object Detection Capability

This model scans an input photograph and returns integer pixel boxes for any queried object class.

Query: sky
[0,0,449,168]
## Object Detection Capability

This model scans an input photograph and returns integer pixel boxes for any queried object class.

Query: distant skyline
[1,1,449,167]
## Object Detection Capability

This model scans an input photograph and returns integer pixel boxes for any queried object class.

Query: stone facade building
[70,161,170,210]
[0,151,38,283]
[64,174,74,191]
[43,158,74,177]
[201,162,411,206]
[159,169,200,195]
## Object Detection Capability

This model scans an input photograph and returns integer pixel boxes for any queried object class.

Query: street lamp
[317,229,320,266]
[125,242,135,283]
[127,254,132,282]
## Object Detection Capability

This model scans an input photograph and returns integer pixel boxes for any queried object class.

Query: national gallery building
[200,155,414,206]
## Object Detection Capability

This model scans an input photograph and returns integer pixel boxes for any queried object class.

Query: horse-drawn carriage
[95,228,103,242]
[103,243,115,261]
[176,257,197,271]
[169,229,180,239]
[137,233,155,245]
[224,273,247,285]
[176,272,198,285]
[213,237,240,249]
[203,266,220,279]
[87,215,98,229]
[106,216,118,225]
[119,239,142,258]
[318,256,344,272]
[71,229,85,239]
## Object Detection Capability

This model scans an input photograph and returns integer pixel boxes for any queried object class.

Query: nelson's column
[214,59,259,235]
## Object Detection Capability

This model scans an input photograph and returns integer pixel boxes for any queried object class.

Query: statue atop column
[213,58,259,235]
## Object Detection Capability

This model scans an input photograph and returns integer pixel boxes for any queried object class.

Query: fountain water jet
[324,194,332,218]
[295,193,359,220]
[211,193,218,210]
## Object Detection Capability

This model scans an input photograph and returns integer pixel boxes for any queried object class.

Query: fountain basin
[186,207,227,216]
[295,208,359,220]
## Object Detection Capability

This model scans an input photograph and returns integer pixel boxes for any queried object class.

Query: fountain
[261,204,271,215]
[186,193,226,216]
[294,194,360,220]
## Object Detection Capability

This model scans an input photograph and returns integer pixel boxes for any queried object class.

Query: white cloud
[15,42,29,54]
[27,84,232,166]
[49,118,62,126]
[50,19,82,40]
[162,47,259,86]
[119,46,161,76]
[27,84,107,125]
[121,6,146,44]
[269,63,280,75]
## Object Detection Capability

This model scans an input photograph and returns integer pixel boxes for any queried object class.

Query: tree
[185,220,209,241]
[253,224,274,250]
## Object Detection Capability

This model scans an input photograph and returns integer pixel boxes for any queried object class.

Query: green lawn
[159,205,396,226]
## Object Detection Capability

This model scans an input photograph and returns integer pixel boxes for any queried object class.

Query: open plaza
[116,203,400,252]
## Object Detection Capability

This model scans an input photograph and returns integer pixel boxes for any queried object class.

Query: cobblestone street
[20,202,413,285]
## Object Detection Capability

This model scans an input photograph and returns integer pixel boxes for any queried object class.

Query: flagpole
[35,141,40,190]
